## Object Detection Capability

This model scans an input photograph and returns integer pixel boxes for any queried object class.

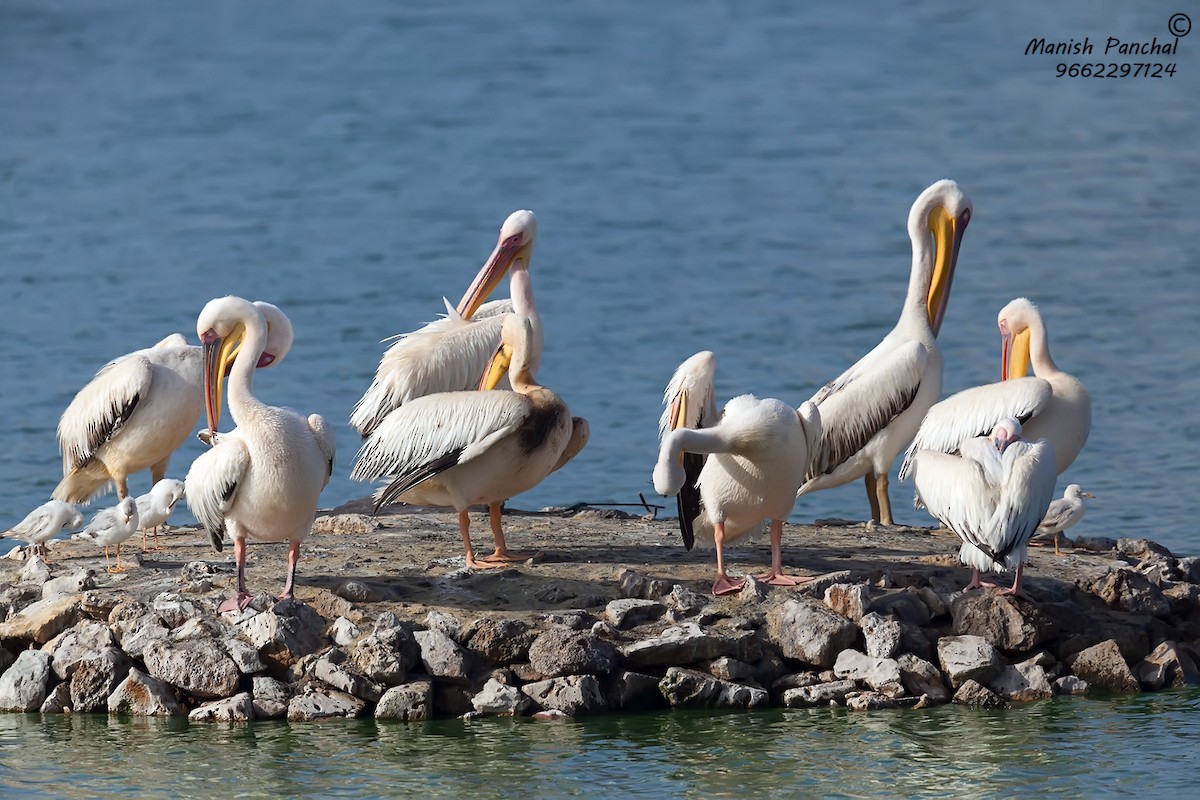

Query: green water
[3,691,1197,798]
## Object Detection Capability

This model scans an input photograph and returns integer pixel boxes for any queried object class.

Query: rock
[1074,536,1117,552]
[897,654,950,703]
[605,598,666,629]
[952,679,1005,708]
[424,610,465,643]
[823,584,869,622]
[533,709,570,721]
[0,593,83,644]
[900,624,936,663]
[42,570,96,600]
[111,612,170,659]
[251,676,291,720]
[151,593,209,629]
[1054,675,1089,695]
[142,638,241,699]
[19,555,51,584]
[435,684,474,718]
[988,663,1053,702]
[413,630,472,684]
[529,629,617,677]
[108,667,185,716]
[467,618,535,665]
[224,637,267,674]
[179,561,218,585]
[313,650,385,702]
[0,584,42,617]
[1135,641,1199,690]
[189,692,254,722]
[335,580,384,603]
[236,600,327,669]
[41,682,73,714]
[617,570,674,600]
[916,587,949,619]
[798,571,853,598]
[846,691,898,711]
[70,648,132,712]
[833,650,904,697]
[771,672,822,694]
[703,656,755,682]
[950,593,1058,653]
[311,514,379,535]
[765,599,858,668]
[471,677,532,716]
[736,576,771,605]
[1177,556,1200,583]
[1116,538,1173,559]
[287,686,367,721]
[936,635,1003,688]
[347,614,420,686]
[658,667,768,709]
[868,588,931,626]
[860,612,903,659]
[522,675,607,715]
[46,620,115,679]
[753,645,788,687]
[1069,640,1140,693]
[0,649,52,711]
[375,681,434,720]
[620,624,733,669]
[1089,570,1172,618]
[1161,583,1200,617]
[330,617,361,646]
[780,680,857,707]
[665,585,708,616]
[170,617,226,642]
[605,671,667,712]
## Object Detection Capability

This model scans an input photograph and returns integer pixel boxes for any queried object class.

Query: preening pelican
[909,418,1056,595]
[185,297,335,612]
[899,297,1091,479]
[654,351,821,596]
[77,496,139,574]
[350,210,543,438]
[54,302,294,505]
[1034,484,1095,556]
[798,180,972,525]
[352,311,586,569]
[2,500,83,561]
[134,478,185,552]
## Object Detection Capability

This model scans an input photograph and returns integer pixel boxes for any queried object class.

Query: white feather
[3,500,83,546]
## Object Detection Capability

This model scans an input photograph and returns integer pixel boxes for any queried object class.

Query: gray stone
[823,583,869,622]
[529,629,617,677]
[1116,538,1173,559]
[313,650,384,702]
[287,686,367,721]
[108,667,185,716]
[1089,570,1172,619]
[467,618,535,665]
[869,588,931,626]
[70,648,132,712]
[40,682,73,714]
[951,593,1058,653]
[0,649,51,711]
[1177,556,1200,583]
[833,650,904,697]
[860,612,903,659]
[142,638,241,699]
[223,637,266,674]
[658,667,768,709]
[46,620,115,679]
[988,663,1053,702]
[435,684,474,718]
[170,617,225,642]
[1073,536,1117,552]
[472,677,532,716]
[605,598,666,629]
[19,555,51,584]
[236,600,327,669]
[780,679,857,707]
[1069,640,1140,693]
[189,692,254,722]
[336,580,384,603]
[1054,675,1089,695]
[937,635,1003,688]
[952,679,1005,708]
[347,615,420,686]
[798,571,853,598]
[414,629,472,683]
[605,671,667,712]
[753,645,788,687]
[41,570,96,600]
[736,576,771,605]
[251,676,290,720]
[916,587,949,619]
[1136,641,1200,690]
[771,672,822,694]
[522,675,607,715]
[620,624,734,669]
[846,691,899,711]
[665,585,708,616]
[897,654,950,703]
[330,617,361,646]
[0,594,83,644]
[424,609,465,642]
[109,604,170,659]
[311,513,380,535]
[765,599,858,668]
[703,656,755,682]
[151,593,209,629]
[617,570,674,600]
[375,681,434,721]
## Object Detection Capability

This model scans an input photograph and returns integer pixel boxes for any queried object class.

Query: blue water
[0,0,1197,791]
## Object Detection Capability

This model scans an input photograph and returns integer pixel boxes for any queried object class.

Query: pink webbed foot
[711,575,746,596]
[217,593,254,613]
[753,570,815,587]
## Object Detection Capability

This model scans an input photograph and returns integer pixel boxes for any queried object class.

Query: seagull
[76,497,140,574]
[2,500,84,562]
[134,478,186,552]
[1034,484,1095,556]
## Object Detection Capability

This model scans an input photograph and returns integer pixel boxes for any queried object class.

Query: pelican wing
[657,351,718,551]
[551,417,590,474]
[307,414,337,484]
[153,333,191,349]
[909,449,998,555]
[57,354,155,472]
[988,440,1057,560]
[184,437,250,552]
[805,341,926,482]
[349,299,513,437]
[898,377,1051,480]
[796,400,822,473]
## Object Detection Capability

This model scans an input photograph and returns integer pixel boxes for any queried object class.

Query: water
[0,0,1197,792]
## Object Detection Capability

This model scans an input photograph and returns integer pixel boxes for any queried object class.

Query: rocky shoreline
[0,500,1197,721]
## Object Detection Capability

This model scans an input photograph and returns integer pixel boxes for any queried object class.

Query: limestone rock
[251,676,290,720]
[1116,538,1173,559]
[190,692,254,722]
[522,675,607,715]
[897,654,950,703]
[765,599,858,668]
[1073,536,1117,552]
[142,638,241,699]
[151,593,209,629]
[868,588,931,626]
[950,593,1057,653]
[658,667,768,709]
[348,614,419,686]
[170,616,226,642]
[0,594,83,644]
[108,667,185,716]
[665,585,708,616]
[0,649,52,711]
[435,684,474,718]
[472,677,532,716]
[112,612,170,659]
[236,600,327,669]
[223,637,266,674]
[311,514,379,535]
[41,682,73,714]
[70,648,132,712]
[330,617,361,646]
[916,587,949,619]
[860,612,902,659]
[937,635,1003,688]
[313,650,385,702]
[413,629,472,683]
[988,663,1053,702]
[846,691,898,711]
[424,609,465,643]
[823,584,869,622]
[605,598,666,629]
[833,649,904,697]
[617,570,674,600]
[605,671,667,712]
[780,679,857,708]
[1136,641,1199,690]
[41,570,96,601]
[753,645,788,687]
[336,580,385,603]
[952,679,1005,708]
[18,555,51,584]
[1054,675,1088,695]
[376,681,434,720]
[1089,570,1172,619]
[1069,640,1140,693]
[703,656,755,682]
[287,686,367,721]
[46,620,115,679]
[467,618,535,665]
[529,629,617,677]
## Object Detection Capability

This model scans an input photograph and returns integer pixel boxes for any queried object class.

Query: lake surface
[0,0,1196,794]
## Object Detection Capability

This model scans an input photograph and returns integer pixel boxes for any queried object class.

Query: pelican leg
[150,459,169,485]
[875,473,894,526]
[864,474,882,523]
[712,521,746,596]
[480,503,539,564]
[217,538,254,613]
[995,564,1027,598]
[459,510,506,570]
[964,568,998,591]
[278,539,300,601]
[114,476,130,501]
[754,519,813,587]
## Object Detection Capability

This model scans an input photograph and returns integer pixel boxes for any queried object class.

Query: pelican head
[254,301,294,368]
[990,416,1023,452]
[1065,483,1096,501]
[197,296,266,437]
[999,297,1040,380]
[909,179,972,336]
[659,350,717,439]
[479,312,539,391]
[455,210,539,319]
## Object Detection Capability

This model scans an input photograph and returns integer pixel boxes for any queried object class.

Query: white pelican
[184,297,335,612]
[2,500,83,561]
[654,352,821,596]
[350,210,543,438]
[1034,484,1095,556]
[351,311,585,569]
[134,478,185,552]
[54,302,295,505]
[77,496,139,574]
[798,180,972,525]
[909,418,1056,595]
[899,297,1091,480]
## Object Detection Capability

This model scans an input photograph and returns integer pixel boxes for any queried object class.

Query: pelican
[350,210,543,438]
[653,351,821,595]
[351,311,586,569]
[909,418,1056,595]
[134,478,186,552]
[1034,484,1095,556]
[2,500,83,561]
[54,302,295,505]
[184,297,335,612]
[798,180,972,525]
[76,496,140,574]
[899,297,1091,480]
